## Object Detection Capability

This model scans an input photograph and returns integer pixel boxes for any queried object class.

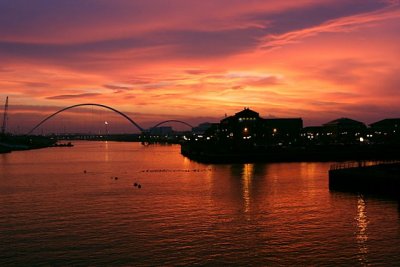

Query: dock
[329,161,400,198]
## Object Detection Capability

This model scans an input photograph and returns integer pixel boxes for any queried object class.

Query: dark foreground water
[1,141,399,266]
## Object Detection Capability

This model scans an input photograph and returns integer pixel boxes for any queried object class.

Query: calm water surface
[1,141,399,266]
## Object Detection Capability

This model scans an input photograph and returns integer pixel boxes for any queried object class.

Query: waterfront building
[370,118,400,144]
[301,126,326,144]
[220,108,265,142]
[182,109,400,163]
[322,117,367,144]
[370,118,400,132]
[218,108,302,145]
[192,122,214,135]
[264,118,303,145]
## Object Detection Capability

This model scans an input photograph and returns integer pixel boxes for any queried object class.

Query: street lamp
[104,121,109,135]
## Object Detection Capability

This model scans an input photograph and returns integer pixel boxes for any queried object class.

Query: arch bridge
[148,120,194,132]
[27,103,194,135]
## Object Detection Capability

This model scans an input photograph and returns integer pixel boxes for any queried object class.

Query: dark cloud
[152,93,182,98]
[310,100,344,107]
[252,0,388,35]
[322,91,361,99]
[159,28,263,57]
[0,27,263,62]
[122,95,136,99]
[140,82,174,90]
[9,104,64,113]
[19,81,50,88]
[46,93,101,100]
[103,84,132,90]
[231,85,244,90]
[127,78,154,85]
[185,69,210,75]
[0,1,175,41]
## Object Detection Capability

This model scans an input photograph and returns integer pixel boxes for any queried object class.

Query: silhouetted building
[218,108,302,145]
[220,108,265,142]
[370,118,400,144]
[189,108,400,146]
[323,117,366,129]
[370,118,400,132]
[265,118,303,145]
[182,109,400,163]
[322,117,366,144]
[301,126,326,144]
[192,122,214,135]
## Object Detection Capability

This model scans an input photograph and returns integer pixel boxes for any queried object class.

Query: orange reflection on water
[242,164,254,213]
[356,195,369,266]
[104,141,109,162]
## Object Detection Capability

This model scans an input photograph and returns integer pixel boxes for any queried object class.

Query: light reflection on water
[241,164,253,214]
[356,195,369,266]
[0,141,399,266]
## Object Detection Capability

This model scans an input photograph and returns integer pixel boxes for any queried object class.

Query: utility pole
[1,96,9,135]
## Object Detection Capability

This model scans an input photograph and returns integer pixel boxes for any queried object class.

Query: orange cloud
[1,0,400,133]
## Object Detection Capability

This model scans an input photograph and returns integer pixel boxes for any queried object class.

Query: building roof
[323,117,366,128]
[234,108,259,118]
[370,118,400,128]
[221,108,260,124]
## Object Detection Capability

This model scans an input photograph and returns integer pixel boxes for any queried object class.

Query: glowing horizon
[1,0,400,133]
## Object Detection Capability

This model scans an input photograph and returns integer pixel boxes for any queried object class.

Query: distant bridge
[148,120,193,132]
[27,103,193,135]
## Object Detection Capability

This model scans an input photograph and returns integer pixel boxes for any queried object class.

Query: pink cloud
[1,0,400,133]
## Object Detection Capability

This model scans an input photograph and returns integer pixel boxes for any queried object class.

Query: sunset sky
[1,0,400,133]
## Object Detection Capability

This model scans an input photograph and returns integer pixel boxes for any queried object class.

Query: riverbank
[0,144,11,153]
[0,135,56,153]
[181,143,400,163]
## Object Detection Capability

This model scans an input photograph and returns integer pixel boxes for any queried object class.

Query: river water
[1,141,399,266]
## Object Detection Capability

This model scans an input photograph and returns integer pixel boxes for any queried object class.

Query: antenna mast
[1,96,9,135]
